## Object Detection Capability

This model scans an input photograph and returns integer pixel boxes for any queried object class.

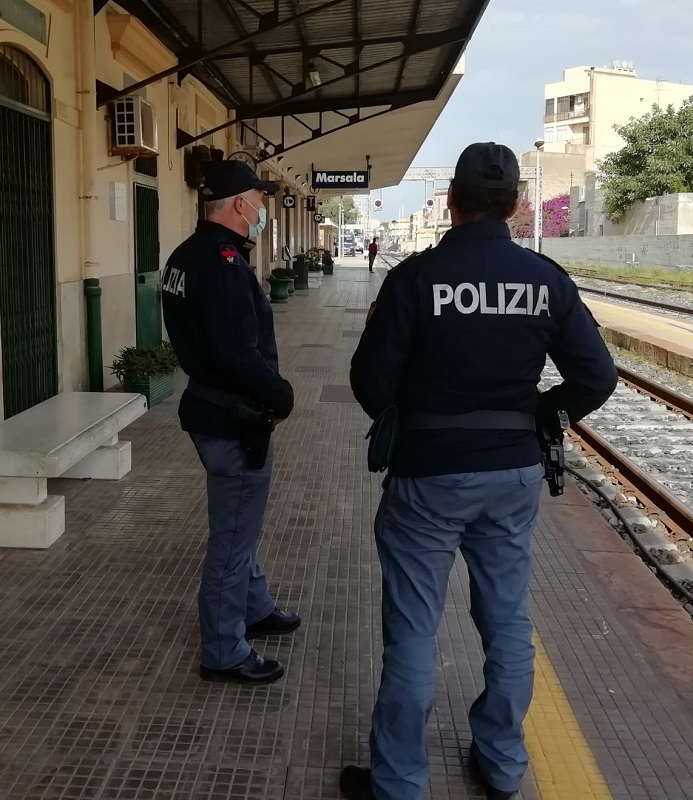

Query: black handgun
[539,410,570,497]
[234,400,274,470]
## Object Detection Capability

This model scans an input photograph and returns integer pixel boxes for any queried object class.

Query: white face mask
[242,198,267,238]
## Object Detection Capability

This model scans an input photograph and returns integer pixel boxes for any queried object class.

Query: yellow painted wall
[0,0,290,410]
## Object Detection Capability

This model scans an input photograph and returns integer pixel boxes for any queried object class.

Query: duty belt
[401,410,536,432]
[186,378,250,409]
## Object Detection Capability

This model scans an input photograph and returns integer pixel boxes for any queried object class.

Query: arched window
[0,44,50,117]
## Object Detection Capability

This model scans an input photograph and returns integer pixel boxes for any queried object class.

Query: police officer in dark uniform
[340,143,618,800]
[162,160,300,686]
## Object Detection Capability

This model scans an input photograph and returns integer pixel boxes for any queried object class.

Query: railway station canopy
[109,0,490,190]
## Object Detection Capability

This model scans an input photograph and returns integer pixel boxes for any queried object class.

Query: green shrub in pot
[110,342,178,408]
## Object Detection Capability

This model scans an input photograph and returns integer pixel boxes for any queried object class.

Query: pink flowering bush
[509,195,570,238]
[509,199,534,238]
[542,194,570,238]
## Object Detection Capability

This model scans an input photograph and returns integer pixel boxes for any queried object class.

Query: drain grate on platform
[292,366,332,374]
[344,308,369,314]
[299,344,333,348]
[319,385,358,403]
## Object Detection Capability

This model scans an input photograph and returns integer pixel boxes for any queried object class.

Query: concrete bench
[0,392,148,549]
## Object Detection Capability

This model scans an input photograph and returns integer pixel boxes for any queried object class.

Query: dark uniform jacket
[350,221,618,477]
[162,221,293,440]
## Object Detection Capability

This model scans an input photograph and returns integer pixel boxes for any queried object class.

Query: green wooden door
[133,174,161,347]
[0,46,57,419]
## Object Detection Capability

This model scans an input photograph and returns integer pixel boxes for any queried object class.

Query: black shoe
[245,608,301,640]
[469,748,519,800]
[339,766,374,800]
[200,650,284,685]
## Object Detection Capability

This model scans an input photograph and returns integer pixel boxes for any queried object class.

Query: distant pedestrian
[368,238,378,272]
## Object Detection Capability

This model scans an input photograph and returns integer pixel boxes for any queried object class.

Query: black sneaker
[245,608,301,640]
[200,650,284,685]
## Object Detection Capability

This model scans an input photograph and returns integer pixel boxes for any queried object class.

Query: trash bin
[293,254,309,290]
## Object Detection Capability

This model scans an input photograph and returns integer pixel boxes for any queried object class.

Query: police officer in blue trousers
[162,160,300,685]
[340,143,618,800]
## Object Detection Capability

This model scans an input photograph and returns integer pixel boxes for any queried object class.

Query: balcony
[546,108,589,123]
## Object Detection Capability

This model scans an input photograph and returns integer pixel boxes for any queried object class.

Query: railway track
[566,366,693,610]
[567,267,693,294]
[573,366,693,537]
[576,284,693,316]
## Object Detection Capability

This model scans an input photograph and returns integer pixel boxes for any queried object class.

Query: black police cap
[200,159,278,201]
[453,142,520,191]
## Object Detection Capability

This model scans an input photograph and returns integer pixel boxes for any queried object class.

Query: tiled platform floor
[1,262,693,799]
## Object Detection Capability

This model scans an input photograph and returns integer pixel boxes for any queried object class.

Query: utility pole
[534,139,545,253]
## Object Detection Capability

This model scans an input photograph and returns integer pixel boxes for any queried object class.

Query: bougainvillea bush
[509,195,570,238]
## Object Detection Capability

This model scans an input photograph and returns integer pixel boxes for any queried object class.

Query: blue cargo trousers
[370,464,544,799]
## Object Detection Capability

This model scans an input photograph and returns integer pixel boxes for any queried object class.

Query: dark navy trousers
[370,465,544,799]
[190,434,276,670]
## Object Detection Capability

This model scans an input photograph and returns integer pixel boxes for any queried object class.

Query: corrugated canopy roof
[118,0,488,119]
[111,0,490,189]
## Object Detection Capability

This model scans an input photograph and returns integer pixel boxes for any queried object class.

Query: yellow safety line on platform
[525,637,613,800]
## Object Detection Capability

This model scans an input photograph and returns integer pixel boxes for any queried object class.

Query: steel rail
[578,285,693,315]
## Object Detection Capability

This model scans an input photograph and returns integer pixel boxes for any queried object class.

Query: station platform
[2,262,693,800]
[585,296,693,376]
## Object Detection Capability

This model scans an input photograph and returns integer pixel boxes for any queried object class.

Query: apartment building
[544,62,693,170]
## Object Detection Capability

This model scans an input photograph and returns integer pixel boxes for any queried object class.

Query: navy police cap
[454,142,520,191]
[200,159,278,201]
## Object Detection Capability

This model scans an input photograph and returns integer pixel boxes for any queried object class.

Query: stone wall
[515,235,693,270]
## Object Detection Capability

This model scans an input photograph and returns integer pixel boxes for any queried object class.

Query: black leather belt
[402,410,536,432]
[186,378,248,409]
[186,379,271,427]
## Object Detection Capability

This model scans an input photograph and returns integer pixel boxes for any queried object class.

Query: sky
[378,0,693,218]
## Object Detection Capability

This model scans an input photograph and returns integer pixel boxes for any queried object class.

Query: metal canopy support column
[275,180,284,268]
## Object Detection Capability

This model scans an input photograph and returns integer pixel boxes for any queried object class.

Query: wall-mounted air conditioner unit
[111,95,158,157]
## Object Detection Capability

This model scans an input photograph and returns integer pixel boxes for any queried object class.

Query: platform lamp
[534,138,545,253]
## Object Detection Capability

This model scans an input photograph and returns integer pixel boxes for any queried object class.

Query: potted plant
[267,270,294,303]
[110,341,179,408]
[305,248,325,271]
[321,249,334,276]
[305,247,324,288]
[271,267,296,295]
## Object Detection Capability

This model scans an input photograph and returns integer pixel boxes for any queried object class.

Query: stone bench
[0,392,148,549]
